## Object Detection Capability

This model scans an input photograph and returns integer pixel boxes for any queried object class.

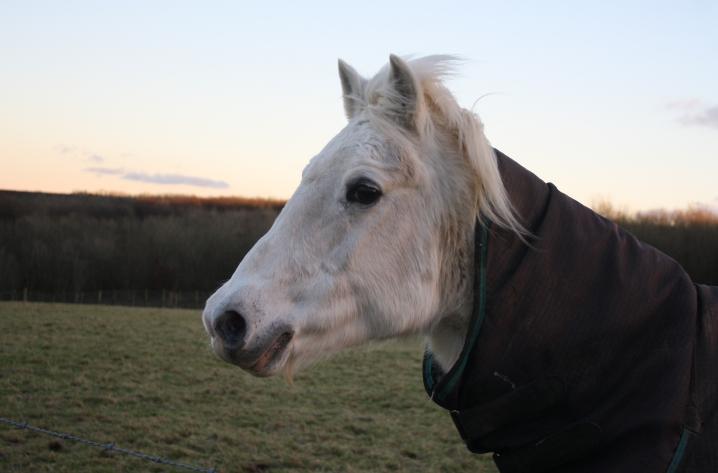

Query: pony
[202,55,718,473]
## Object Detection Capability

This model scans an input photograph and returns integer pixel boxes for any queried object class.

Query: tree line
[0,190,716,309]
[596,203,718,286]
[0,191,283,308]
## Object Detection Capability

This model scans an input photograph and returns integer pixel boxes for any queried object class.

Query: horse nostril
[214,310,247,349]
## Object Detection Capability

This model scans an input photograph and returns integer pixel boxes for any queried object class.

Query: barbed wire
[0,416,218,473]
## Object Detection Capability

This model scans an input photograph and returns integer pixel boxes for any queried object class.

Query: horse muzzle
[204,308,293,376]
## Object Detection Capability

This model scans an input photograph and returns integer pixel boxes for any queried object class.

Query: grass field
[0,302,496,472]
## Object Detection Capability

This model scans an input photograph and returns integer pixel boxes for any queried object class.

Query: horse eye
[346,180,382,206]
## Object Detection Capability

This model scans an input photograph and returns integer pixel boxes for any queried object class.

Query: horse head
[202,55,521,377]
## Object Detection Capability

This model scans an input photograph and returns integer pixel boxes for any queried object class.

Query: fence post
[23,287,28,302]
[97,290,102,305]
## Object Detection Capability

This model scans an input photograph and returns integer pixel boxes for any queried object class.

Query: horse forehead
[304,122,391,178]
[330,122,389,163]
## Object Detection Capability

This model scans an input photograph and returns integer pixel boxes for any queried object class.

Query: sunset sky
[1,1,717,213]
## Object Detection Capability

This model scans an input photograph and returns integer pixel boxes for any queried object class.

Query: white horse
[202,55,717,472]
[202,54,522,378]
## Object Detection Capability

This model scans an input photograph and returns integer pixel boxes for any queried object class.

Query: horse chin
[247,341,293,378]
[212,332,294,378]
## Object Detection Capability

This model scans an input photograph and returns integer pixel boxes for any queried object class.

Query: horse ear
[385,54,423,132]
[338,59,366,120]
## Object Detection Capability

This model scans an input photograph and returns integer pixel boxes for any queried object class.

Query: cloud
[84,167,125,176]
[678,106,718,129]
[55,144,76,155]
[667,99,718,130]
[666,99,704,111]
[122,172,229,189]
[56,145,108,163]
[83,167,229,189]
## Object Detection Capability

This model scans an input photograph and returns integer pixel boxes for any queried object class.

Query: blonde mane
[357,55,525,237]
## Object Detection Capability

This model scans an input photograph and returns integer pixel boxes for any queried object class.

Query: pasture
[0,302,495,472]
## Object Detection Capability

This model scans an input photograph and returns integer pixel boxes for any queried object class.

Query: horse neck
[425,149,545,372]
[426,175,482,371]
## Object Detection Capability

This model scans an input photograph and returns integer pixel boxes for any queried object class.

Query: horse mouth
[247,331,293,376]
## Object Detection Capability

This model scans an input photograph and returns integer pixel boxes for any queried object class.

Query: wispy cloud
[84,167,125,176]
[667,99,718,130]
[679,106,718,129]
[123,172,229,189]
[55,144,76,155]
[666,99,704,110]
[84,167,229,189]
[56,145,108,164]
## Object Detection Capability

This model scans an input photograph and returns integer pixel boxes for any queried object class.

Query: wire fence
[0,416,218,473]
[0,289,213,309]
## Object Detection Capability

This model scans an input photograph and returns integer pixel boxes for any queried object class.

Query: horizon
[2,1,717,214]
[3,187,717,220]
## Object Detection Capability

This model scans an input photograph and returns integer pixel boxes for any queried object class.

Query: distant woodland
[0,190,716,308]
[0,191,283,308]
[595,202,718,286]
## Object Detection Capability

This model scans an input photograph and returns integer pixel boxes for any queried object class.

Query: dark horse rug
[424,150,718,473]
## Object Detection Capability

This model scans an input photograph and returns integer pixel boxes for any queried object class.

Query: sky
[1,1,717,213]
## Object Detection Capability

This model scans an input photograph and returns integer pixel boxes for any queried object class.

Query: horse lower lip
[251,332,293,373]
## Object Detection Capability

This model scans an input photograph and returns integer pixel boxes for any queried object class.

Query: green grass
[0,302,496,472]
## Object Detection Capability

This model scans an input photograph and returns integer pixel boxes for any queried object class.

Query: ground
[0,302,496,472]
